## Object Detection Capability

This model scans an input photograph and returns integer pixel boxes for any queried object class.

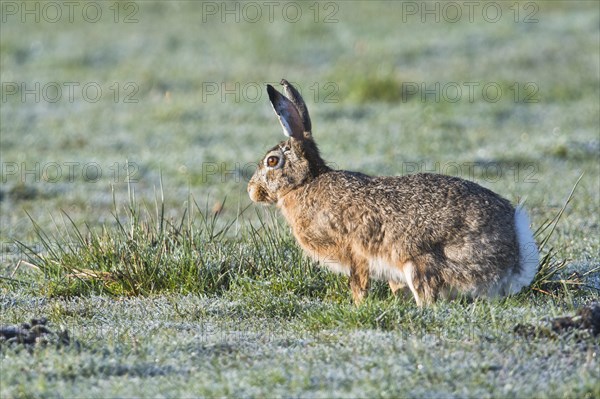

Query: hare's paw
[388,281,412,298]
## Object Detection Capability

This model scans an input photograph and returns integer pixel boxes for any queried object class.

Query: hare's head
[248,80,329,204]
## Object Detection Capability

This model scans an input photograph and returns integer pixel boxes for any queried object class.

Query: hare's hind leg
[403,256,443,306]
[402,262,423,306]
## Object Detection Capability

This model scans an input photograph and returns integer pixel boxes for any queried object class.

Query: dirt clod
[514,302,600,339]
[0,317,75,348]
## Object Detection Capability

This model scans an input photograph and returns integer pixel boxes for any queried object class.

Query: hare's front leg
[349,261,370,305]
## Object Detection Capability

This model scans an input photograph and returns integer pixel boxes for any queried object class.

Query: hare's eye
[266,155,280,168]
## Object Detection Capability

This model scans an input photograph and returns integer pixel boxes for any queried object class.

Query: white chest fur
[321,259,351,276]
[318,256,409,283]
[368,257,408,283]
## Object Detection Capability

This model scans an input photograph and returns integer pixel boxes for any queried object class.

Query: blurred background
[1,1,598,263]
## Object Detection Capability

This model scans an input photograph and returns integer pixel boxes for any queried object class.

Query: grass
[2,176,598,397]
[10,176,596,302]
[530,174,600,296]
[14,183,348,301]
[1,1,599,397]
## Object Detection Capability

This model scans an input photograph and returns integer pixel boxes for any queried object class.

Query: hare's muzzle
[247,177,266,203]
[247,182,259,202]
[248,172,278,204]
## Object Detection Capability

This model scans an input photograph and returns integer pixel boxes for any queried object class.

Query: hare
[248,79,539,306]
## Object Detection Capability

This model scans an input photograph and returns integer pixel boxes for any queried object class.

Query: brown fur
[248,80,531,306]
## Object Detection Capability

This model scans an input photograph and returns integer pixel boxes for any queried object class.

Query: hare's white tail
[506,206,539,294]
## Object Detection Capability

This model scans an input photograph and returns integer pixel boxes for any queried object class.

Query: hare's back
[375,173,515,227]
[380,172,513,212]
[302,171,515,235]
[314,171,516,237]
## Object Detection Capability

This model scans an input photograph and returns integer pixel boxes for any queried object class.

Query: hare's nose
[247,184,256,199]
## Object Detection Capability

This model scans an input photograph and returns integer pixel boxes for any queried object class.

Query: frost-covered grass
[2,292,599,398]
[1,1,599,397]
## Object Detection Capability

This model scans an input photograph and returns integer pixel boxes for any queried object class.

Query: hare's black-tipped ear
[281,79,312,134]
[267,84,305,141]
